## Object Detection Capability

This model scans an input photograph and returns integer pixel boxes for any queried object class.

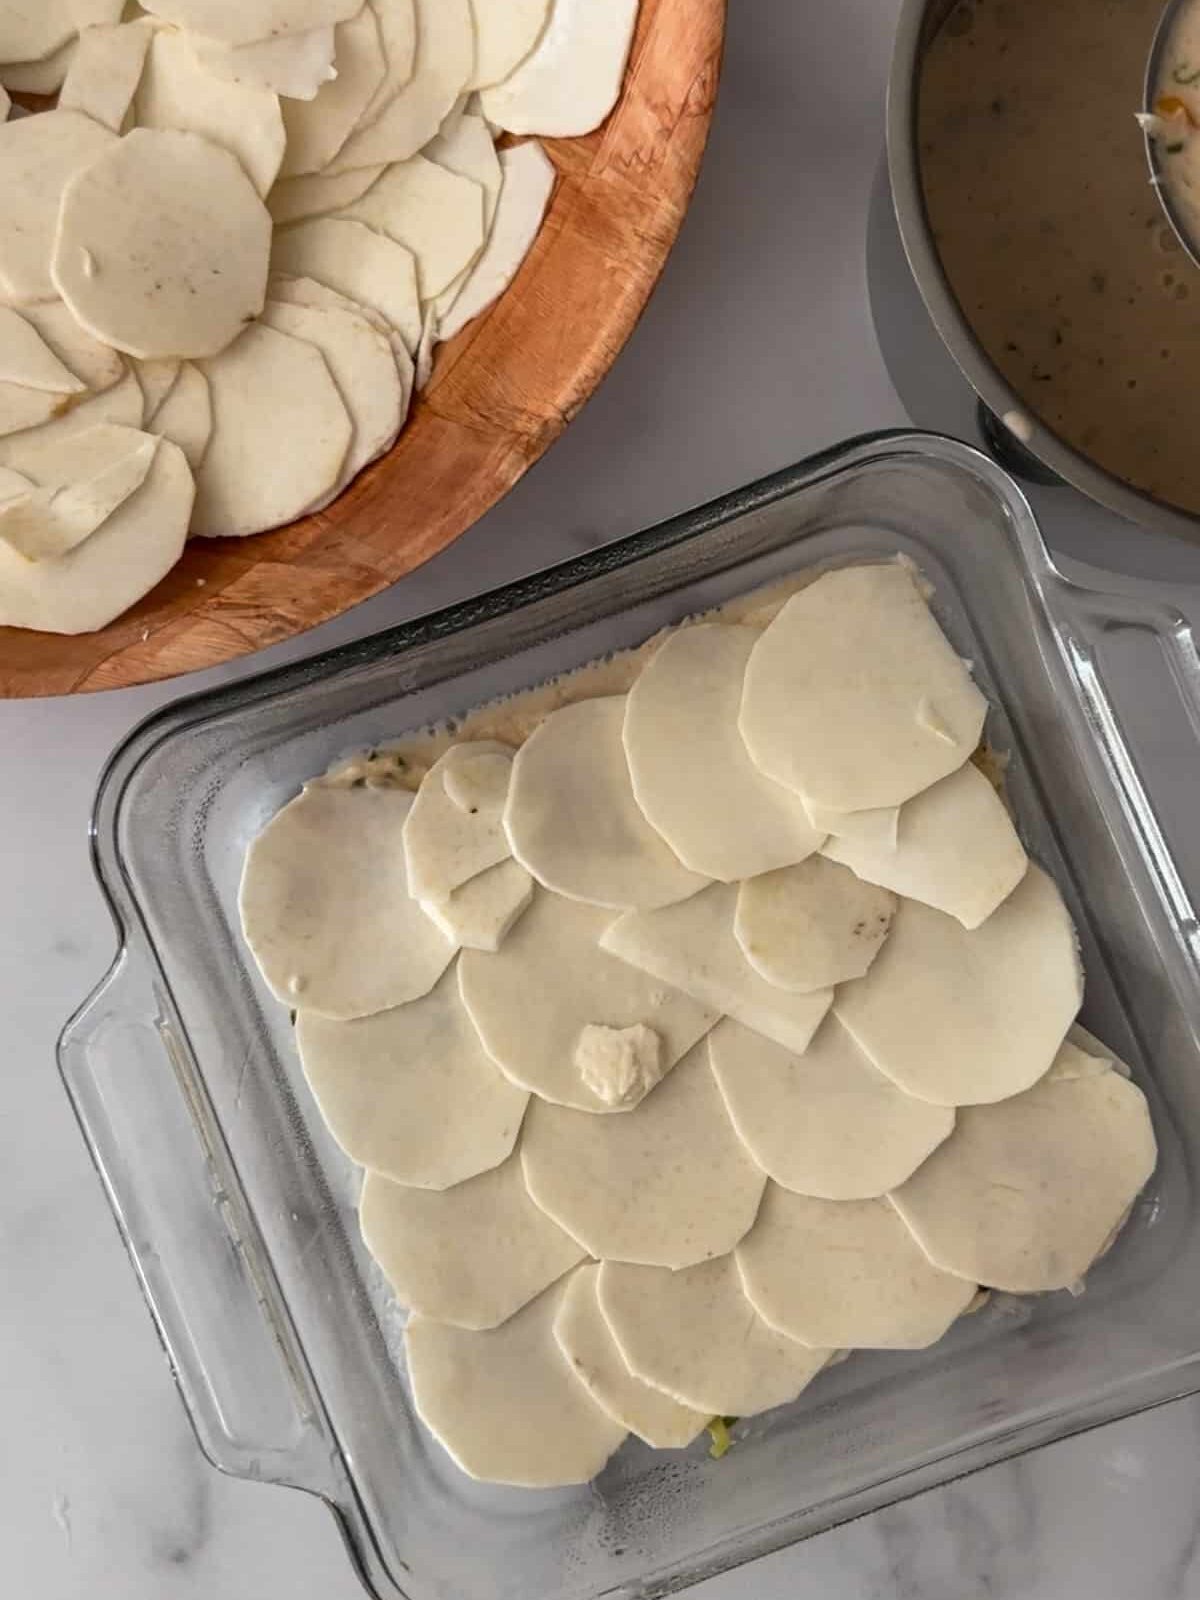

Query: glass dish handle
[58,947,340,1499]
[1050,577,1200,979]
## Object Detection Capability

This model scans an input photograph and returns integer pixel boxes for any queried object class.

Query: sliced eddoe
[402,741,515,904]
[138,0,363,48]
[53,128,272,361]
[834,863,1083,1107]
[360,1152,584,1329]
[295,968,528,1190]
[279,4,386,177]
[0,109,117,306]
[622,624,825,882]
[239,782,456,1020]
[193,321,352,537]
[739,563,987,812]
[733,855,897,993]
[406,1277,627,1488]
[890,1038,1157,1292]
[479,0,639,137]
[270,216,422,354]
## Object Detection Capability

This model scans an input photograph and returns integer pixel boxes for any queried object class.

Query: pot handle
[58,947,339,1499]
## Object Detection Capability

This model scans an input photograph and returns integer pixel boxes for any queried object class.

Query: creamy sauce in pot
[920,0,1200,515]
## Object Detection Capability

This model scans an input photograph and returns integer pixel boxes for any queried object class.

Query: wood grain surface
[0,0,726,698]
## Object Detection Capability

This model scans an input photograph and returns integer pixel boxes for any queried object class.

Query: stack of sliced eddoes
[0,0,641,634]
[239,563,1158,1489]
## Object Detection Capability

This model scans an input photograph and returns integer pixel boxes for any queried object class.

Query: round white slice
[403,741,514,904]
[59,19,151,132]
[21,301,124,396]
[600,883,834,1057]
[279,5,386,177]
[0,2,74,64]
[733,856,897,993]
[270,217,421,353]
[53,128,272,361]
[268,165,386,227]
[0,307,85,397]
[339,155,485,300]
[0,110,117,306]
[188,25,337,100]
[406,1278,627,1488]
[360,1153,584,1328]
[192,321,351,537]
[598,1256,830,1420]
[834,864,1083,1107]
[295,968,528,1189]
[422,858,534,952]
[736,1188,978,1350]
[136,27,286,200]
[0,435,192,634]
[458,891,717,1113]
[623,624,825,882]
[478,0,638,137]
[438,140,555,340]
[0,424,158,560]
[466,0,551,90]
[139,0,362,48]
[804,799,900,852]
[239,783,456,1019]
[890,1042,1156,1292]
[148,362,212,471]
[521,1042,766,1268]
[553,1264,706,1450]
[739,564,988,812]
[709,1016,955,1201]
[0,368,143,469]
[358,0,417,125]
[821,761,1029,930]
[327,0,473,172]
[259,298,403,486]
[504,696,708,911]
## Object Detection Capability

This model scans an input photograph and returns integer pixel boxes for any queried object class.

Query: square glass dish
[60,432,1200,1600]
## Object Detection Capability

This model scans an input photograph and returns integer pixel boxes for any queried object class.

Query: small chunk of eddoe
[733,856,897,993]
[0,434,193,634]
[521,1043,767,1268]
[600,882,834,1056]
[739,564,987,812]
[709,1016,955,1201]
[598,1255,831,1419]
[553,1264,707,1450]
[402,742,515,904]
[504,696,709,911]
[0,110,117,306]
[295,969,528,1190]
[834,864,1083,1107]
[438,140,556,340]
[192,321,352,536]
[890,1039,1157,1292]
[822,760,1028,929]
[406,1277,627,1488]
[136,26,287,200]
[422,858,534,952]
[737,1187,978,1350]
[327,0,473,171]
[52,128,272,361]
[238,783,456,1020]
[622,624,825,882]
[360,1153,584,1329]
[458,890,716,1113]
[479,0,639,137]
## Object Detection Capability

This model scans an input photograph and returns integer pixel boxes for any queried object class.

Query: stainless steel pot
[888,0,1200,544]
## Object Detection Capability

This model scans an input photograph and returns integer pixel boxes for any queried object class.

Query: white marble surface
[5,2,1200,1597]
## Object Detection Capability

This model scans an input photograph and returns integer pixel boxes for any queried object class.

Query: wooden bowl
[0,0,726,697]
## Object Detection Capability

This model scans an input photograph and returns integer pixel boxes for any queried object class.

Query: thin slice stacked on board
[0,0,645,633]
[239,560,1158,1489]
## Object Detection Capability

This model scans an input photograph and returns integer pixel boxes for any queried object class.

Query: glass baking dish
[59,432,1200,1600]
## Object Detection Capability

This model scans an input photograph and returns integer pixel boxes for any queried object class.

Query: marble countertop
[6,3,1200,1597]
